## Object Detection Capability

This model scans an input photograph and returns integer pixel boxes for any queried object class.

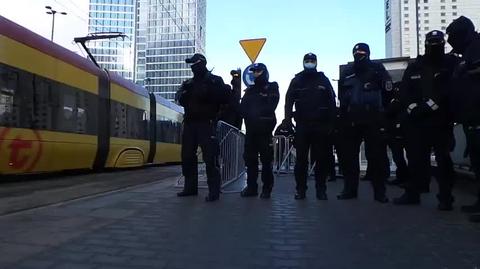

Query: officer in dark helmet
[239,63,279,199]
[337,43,391,203]
[447,16,480,222]
[393,30,457,210]
[175,53,230,202]
[284,53,336,200]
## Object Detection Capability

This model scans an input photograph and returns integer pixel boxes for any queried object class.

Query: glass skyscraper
[88,0,136,80]
[88,0,206,100]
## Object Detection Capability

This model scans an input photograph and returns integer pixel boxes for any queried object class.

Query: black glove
[408,103,431,119]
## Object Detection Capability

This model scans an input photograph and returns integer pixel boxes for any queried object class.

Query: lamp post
[45,6,67,42]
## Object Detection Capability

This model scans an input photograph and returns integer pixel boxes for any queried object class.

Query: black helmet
[249,63,269,85]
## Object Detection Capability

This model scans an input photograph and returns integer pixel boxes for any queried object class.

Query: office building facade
[385,0,480,58]
[88,0,206,100]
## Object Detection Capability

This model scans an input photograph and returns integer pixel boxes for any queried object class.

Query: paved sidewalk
[0,173,479,269]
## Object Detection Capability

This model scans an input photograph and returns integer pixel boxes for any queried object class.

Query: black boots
[461,201,480,213]
[337,191,358,200]
[294,191,306,200]
[316,190,328,200]
[240,187,258,197]
[374,194,389,204]
[205,193,219,202]
[177,190,198,197]
[260,185,272,199]
[393,191,420,205]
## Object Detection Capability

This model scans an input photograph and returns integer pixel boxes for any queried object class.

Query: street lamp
[45,6,67,42]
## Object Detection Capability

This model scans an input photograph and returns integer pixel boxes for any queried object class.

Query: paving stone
[1,173,479,269]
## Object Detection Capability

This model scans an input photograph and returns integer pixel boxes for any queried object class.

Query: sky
[0,0,386,118]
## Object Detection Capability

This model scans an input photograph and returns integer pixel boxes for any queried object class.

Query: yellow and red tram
[0,15,183,175]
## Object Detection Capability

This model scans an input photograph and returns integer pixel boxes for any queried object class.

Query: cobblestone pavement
[0,172,479,269]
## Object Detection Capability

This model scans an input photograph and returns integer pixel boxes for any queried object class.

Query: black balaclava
[250,63,269,86]
[446,16,476,54]
[303,53,318,73]
[185,53,208,78]
[425,30,445,62]
[352,43,371,70]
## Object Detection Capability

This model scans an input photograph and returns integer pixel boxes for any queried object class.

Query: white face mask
[303,62,317,69]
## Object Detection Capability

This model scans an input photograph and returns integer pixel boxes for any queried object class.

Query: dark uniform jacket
[285,71,336,129]
[451,34,480,126]
[176,72,229,122]
[400,54,458,129]
[338,62,392,126]
[240,82,280,134]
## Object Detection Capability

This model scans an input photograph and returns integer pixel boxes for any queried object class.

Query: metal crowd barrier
[273,135,296,174]
[176,121,246,190]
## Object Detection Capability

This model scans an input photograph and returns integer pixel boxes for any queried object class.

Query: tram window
[0,69,18,126]
[33,76,54,130]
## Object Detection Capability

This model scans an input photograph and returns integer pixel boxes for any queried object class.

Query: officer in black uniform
[284,53,336,200]
[393,31,457,210]
[240,63,280,199]
[337,43,391,203]
[219,70,242,129]
[385,82,409,186]
[447,16,480,221]
[175,53,230,202]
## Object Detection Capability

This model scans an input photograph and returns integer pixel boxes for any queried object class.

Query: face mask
[253,70,264,78]
[447,35,467,54]
[354,54,367,63]
[425,44,445,59]
[191,62,206,76]
[303,62,317,69]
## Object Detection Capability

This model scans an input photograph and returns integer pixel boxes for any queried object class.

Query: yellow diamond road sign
[239,38,267,64]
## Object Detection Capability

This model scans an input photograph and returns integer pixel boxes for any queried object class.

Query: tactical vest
[293,73,334,123]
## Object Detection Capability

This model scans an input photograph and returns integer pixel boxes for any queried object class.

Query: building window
[424,13,429,17]
[441,19,446,23]
[405,27,410,31]
[424,6,429,10]
[423,0,428,2]
[404,6,408,10]
[404,14,409,18]
[424,26,429,31]
[453,12,457,16]
[441,6,445,10]
[405,20,409,24]
[441,0,445,2]
[424,20,429,24]
[441,12,446,16]
[452,0,457,2]
[452,5,457,9]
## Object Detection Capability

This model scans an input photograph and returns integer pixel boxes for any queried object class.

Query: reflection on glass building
[88,0,206,100]
[88,0,136,80]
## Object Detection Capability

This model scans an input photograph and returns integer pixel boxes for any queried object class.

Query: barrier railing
[273,135,296,174]
[176,121,246,190]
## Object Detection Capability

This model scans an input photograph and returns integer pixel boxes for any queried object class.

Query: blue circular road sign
[242,64,255,87]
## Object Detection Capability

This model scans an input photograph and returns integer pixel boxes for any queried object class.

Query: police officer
[385,82,409,186]
[175,53,229,202]
[218,70,242,129]
[240,63,279,199]
[337,43,391,203]
[393,31,457,210]
[284,53,336,200]
[447,16,480,221]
